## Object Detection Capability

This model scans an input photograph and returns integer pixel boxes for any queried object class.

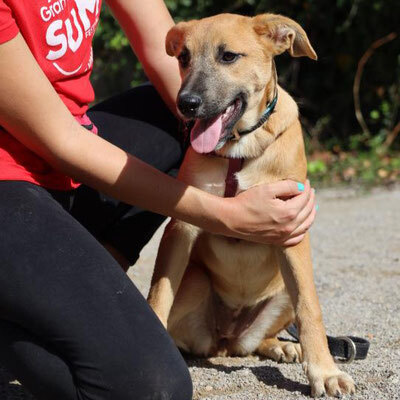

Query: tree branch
[353,32,397,137]
[384,120,400,148]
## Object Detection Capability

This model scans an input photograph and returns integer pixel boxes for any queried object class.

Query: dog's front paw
[270,341,302,363]
[257,338,302,363]
[304,362,355,398]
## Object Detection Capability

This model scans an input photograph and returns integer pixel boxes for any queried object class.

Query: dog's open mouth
[190,97,244,154]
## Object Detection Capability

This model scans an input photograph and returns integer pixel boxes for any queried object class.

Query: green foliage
[92,0,400,161]
[308,160,328,175]
[307,148,400,186]
[91,7,143,99]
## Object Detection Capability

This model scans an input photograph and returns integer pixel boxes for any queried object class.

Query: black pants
[0,85,192,400]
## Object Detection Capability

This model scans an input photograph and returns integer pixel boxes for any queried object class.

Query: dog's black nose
[177,92,202,117]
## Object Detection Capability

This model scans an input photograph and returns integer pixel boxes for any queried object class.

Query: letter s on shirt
[46,19,67,60]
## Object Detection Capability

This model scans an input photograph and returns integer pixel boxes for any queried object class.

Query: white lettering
[40,0,67,23]
[53,2,61,14]
[43,0,100,74]
[65,9,83,52]
[74,0,99,31]
[46,20,67,61]
[84,47,93,72]
[40,7,52,23]
[84,19,97,38]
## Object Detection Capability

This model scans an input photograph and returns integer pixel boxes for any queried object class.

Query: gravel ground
[1,185,399,400]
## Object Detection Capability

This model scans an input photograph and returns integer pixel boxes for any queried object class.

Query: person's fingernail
[316,204,319,211]
[297,182,305,191]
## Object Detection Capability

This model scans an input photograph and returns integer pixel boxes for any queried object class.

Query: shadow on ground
[186,356,310,396]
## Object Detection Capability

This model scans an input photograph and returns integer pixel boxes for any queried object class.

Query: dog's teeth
[221,104,236,123]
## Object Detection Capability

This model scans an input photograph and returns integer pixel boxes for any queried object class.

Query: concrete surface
[1,185,399,399]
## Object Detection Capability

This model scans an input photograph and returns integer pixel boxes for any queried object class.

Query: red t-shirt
[0,0,102,190]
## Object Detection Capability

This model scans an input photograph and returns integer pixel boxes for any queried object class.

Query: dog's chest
[178,147,270,197]
[194,233,281,309]
[178,147,230,196]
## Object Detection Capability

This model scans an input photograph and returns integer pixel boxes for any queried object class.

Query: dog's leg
[279,234,355,397]
[255,299,301,363]
[257,337,302,363]
[168,263,215,356]
[147,219,200,328]
[168,262,210,328]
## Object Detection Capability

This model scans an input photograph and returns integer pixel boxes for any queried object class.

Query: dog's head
[167,13,316,156]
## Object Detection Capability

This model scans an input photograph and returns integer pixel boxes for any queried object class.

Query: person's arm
[0,34,315,246]
[106,0,181,113]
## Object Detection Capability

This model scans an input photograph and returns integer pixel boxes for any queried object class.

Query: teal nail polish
[297,182,305,191]
[316,205,319,211]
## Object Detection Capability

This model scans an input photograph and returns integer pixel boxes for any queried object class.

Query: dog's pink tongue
[190,115,223,154]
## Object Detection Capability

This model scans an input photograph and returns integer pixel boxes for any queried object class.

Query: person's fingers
[267,179,307,199]
[290,188,316,232]
[290,202,317,238]
[283,180,312,215]
[282,233,306,247]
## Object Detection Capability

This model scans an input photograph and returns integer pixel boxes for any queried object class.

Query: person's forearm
[106,0,181,113]
[56,124,228,234]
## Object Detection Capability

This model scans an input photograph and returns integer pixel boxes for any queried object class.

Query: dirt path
[1,186,399,399]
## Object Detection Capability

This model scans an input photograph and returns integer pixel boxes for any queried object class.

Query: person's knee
[146,361,192,400]
[108,356,193,400]
[168,360,193,400]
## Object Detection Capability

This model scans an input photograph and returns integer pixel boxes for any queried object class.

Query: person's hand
[222,179,316,246]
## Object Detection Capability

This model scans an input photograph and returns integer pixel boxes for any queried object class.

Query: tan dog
[148,13,355,397]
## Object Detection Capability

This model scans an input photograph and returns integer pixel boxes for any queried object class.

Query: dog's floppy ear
[253,13,317,60]
[166,21,195,57]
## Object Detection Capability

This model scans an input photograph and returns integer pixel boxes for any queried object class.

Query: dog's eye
[221,52,240,64]
[178,50,190,68]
